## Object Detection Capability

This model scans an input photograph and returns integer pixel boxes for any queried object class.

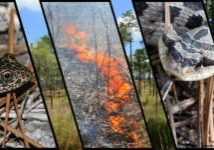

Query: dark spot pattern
[185,15,203,29]
[0,54,32,93]
[192,40,214,51]
[170,6,182,23]
[181,58,198,68]
[134,2,148,16]
[164,27,214,71]
[162,34,176,48]
[175,28,190,39]
[180,42,197,53]
[193,29,208,40]
[203,57,214,66]
[172,49,182,63]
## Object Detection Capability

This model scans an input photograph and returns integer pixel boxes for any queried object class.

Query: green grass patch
[45,90,82,150]
[139,81,174,150]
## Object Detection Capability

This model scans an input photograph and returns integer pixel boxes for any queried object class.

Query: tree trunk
[138,63,142,95]
[213,2,214,31]
[149,68,152,94]
[50,90,53,109]
[129,40,132,72]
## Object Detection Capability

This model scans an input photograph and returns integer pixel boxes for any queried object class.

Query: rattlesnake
[135,2,214,81]
[0,54,32,94]
[160,25,214,81]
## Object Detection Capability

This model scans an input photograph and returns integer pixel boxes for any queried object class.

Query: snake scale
[160,26,214,81]
[0,3,31,94]
[134,2,214,81]
[0,54,32,94]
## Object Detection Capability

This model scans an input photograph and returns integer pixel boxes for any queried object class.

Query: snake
[134,2,214,81]
[0,54,32,94]
[159,26,214,81]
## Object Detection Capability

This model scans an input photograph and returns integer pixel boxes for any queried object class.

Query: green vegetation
[30,36,63,91]
[30,36,81,150]
[140,81,173,150]
[29,8,175,149]
[118,10,174,150]
[132,49,174,149]
[118,10,138,68]
[132,48,150,95]
[204,0,214,33]
[46,90,81,150]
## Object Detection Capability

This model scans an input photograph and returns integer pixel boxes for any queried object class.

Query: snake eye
[4,72,11,79]
[1,71,12,83]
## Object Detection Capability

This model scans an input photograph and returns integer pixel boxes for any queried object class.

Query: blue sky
[111,0,133,17]
[111,0,144,52]
[16,0,144,52]
[16,0,48,44]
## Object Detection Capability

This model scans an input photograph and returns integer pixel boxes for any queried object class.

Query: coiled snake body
[160,26,214,81]
[0,54,32,94]
[135,2,214,81]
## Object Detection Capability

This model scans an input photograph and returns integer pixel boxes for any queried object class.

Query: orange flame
[104,101,120,112]
[61,24,143,146]
[108,116,125,134]
[64,24,76,36]
[71,44,93,62]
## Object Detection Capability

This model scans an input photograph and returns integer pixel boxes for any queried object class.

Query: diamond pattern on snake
[133,1,214,148]
[135,2,214,81]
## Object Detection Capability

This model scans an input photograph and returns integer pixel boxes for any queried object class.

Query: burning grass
[58,24,151,148]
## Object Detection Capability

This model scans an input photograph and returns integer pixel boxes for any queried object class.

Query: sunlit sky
[16,0,48,44]
[16,0,144,51]
[111,0,143,52]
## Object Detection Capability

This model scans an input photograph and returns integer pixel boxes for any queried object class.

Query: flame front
[61,24,144,146]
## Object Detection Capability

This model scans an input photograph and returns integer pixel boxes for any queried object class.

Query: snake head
[0,54,32,94]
